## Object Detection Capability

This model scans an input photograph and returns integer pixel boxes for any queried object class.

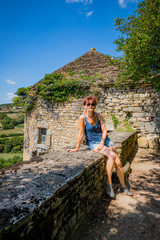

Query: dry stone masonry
[1,49,159,239]
[23,50,159,160]
[23,87,159,160]
[0,132,137,240]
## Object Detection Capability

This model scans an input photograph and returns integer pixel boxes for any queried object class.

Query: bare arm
[67,115,85,152]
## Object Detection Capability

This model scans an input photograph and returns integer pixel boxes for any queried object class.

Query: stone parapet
[0,132,137,240]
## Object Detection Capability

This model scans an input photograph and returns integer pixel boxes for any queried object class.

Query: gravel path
[73,149,160,240]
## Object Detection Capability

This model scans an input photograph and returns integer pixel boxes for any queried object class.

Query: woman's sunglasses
[86,103,96,106]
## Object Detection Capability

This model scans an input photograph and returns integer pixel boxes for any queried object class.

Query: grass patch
[0,128,24,134]
[111,114,119,129]
[117,120,134,132]
[0,133,23,138]
[16,124,24,128]
[0,153,23,159]
[7,112,22,119]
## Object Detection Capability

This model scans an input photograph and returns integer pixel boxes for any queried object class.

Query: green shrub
[4,136,24,153]
[0,144,4,152]
[0,156,23,169]
[13,72,98,112]
[0,138,8,145]
[0,113,7,120]
[36,73,89,101]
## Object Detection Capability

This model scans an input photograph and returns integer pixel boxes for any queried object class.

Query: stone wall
[0,151,107,240]
[23,85,159,160]
[0,132,137,240]
[100,86,160,149]
[23,98,84,160]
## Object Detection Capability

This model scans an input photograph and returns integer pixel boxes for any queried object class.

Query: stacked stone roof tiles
[33,50,119,87]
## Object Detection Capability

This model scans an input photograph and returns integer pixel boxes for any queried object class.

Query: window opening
[38,128,47,144]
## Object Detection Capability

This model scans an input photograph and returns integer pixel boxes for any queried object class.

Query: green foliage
[0,133,23,138]
[0,144,4,152]
[4,136,23,153]
[16,123,24,128]
[114,0,160,90]
[68,69,76,76]
[0,112,24,130]
[1,117,15,129]
[0,103,12,108]
[13,72,102,111]
[117,113,134,132]
[111,114,119,129]
[0,156,23,169]
[0,113,7,120]
[36,73,91,101]
[16,87,29,96]
[13,87,36,112]
[0,136,23,153]
[0,138,8,145]
[123,120,134,132]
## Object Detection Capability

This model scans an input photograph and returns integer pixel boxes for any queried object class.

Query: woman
[67,96,133,198]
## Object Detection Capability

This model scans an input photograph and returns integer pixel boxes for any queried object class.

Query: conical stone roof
[56,50,115,75]
[33,49,119,87]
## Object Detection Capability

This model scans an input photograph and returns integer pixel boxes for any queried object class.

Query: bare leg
[110,147,126,188]
[94,146,125,187]
[94,146,116,185]
[94,146,133,196]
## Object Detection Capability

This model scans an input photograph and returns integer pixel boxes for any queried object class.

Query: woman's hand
[97,143,104,150]
[66,148,78,152]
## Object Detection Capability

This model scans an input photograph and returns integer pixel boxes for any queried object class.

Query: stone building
[23,49,160,160]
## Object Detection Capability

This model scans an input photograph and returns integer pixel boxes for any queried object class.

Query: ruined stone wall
[100,86,160,149]
[23,98,84,160]
[0,132,137,240]
[0,155,107,240]
[23,85,159,160]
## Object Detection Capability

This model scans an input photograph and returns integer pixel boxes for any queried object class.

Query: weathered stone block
[138,137,149,148]
[145,122,156,133]
[148,136,159,149]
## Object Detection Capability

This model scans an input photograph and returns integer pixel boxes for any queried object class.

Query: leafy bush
[13,72,97,112]
[0,113,7,120]
[0,112,24,130]
[0,138,8,145]
[4,136,23,153]
[0,136,23,153]
[1,118,15,129]
[36,73,90,101]
[13,87,36,112]
[0,156,23,169]
[0,144,4,152]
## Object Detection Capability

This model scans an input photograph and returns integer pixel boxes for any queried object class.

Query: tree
[114,0,160,90]
[1,118,14,129]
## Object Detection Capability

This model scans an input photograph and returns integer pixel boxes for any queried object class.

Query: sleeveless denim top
[84,114,102,143]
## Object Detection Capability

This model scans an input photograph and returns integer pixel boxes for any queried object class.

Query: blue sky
[0,0,141,104]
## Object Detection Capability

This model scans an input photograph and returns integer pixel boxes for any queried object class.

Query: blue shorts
[88,136,114,151]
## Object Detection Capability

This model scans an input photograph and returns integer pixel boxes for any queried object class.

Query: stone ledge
[0,131,137,240]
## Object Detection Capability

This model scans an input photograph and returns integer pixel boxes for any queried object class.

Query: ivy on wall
[13,72,97,112]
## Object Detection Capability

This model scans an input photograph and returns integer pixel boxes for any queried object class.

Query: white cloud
[86,11,94,17]
[118,0,138,8]
[118,0,126,8]
[66,0,92,5]
[78,10,94,17]
[6,79,16,85]
[6,93,16,101]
